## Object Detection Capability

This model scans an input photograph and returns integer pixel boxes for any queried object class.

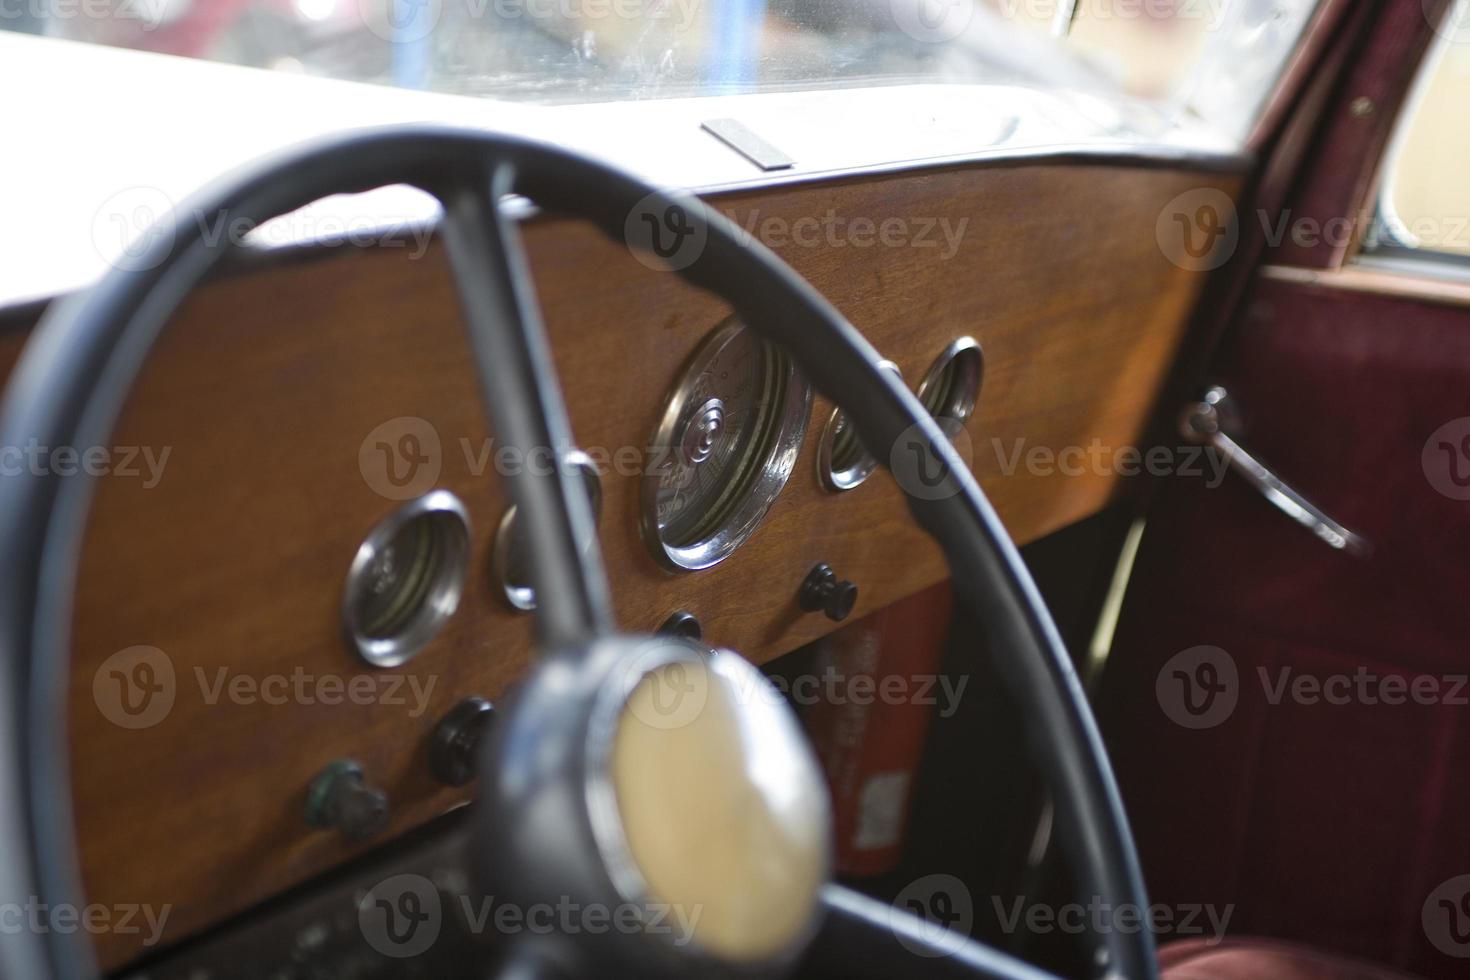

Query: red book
[799,584,954,877]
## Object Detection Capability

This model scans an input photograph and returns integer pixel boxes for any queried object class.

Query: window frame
[1360,0,1470,276]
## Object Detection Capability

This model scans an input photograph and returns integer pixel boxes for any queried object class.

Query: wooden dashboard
[0,156,1239,968]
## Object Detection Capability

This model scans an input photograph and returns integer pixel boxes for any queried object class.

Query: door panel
[1099,274,1470,978]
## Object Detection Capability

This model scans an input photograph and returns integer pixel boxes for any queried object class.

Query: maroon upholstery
[1160,939,1425,980]
[1265,0,1448,269]
[1097,276,1470,978]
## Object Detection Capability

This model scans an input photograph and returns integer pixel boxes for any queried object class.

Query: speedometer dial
[643,319,812,571]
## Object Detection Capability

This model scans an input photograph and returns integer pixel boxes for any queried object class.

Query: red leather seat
[1159,939,1425,980]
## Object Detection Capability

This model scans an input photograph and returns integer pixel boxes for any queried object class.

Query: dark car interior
[2,0,1469,977]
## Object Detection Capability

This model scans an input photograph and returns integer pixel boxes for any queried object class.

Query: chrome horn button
[474,636,831,977]
[597,649,829,963]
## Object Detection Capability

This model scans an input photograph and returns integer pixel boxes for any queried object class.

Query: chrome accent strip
[700,118,794,172]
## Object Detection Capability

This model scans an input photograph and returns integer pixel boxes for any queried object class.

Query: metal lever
[1180,386,1371,558]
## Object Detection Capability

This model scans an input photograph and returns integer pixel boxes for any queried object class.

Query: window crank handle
[1180,386,1371,558]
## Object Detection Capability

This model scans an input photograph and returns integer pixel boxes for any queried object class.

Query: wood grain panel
[41,160,1240,968]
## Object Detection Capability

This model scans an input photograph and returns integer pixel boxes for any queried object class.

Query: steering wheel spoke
[438,164,613,650]
[808,885,1062,980]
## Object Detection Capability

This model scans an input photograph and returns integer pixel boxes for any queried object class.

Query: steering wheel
[0,127,1157,980]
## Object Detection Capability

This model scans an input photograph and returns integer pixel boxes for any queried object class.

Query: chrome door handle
[1180,386,1371,557]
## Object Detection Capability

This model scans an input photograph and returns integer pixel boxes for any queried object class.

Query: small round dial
[818,359,902,492]
[644,319,811,571]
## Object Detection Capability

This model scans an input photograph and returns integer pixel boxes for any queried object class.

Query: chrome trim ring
[641,318,812,572]
[342,489,471,668]
[493,449,604,611]
[818,359,901,492]
[916,336,984,424]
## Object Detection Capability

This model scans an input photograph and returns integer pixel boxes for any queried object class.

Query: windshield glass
[7,0,1315,134]
[11,0,1092,101]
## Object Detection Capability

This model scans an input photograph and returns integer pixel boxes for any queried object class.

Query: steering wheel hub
[608,652,829,962]
[476,637,830,977]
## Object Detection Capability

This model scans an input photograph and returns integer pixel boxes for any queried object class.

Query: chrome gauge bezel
[916,335,984,424]
[342,490,471,669]
[642,318,812,572]
[818,359,902,492]
[493,449,604,612]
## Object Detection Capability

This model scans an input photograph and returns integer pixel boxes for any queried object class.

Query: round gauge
[493,450,603,612]
[342,491,470,669]
[917,336,984,424]
[643,319,812,571]
[818,359,902,492]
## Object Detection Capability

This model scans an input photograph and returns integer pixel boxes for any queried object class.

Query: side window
[1371,0,1470,261]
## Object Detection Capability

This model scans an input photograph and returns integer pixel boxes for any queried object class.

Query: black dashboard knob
[430,697,496,787]
[799,563,858,622]
[305,760,388,841]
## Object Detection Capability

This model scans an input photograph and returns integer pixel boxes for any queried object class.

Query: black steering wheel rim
[0,126,1157,980]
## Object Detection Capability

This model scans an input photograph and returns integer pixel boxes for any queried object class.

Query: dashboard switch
[799,563,858,623]
[430,697,496,787]
[305,760,388,841]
